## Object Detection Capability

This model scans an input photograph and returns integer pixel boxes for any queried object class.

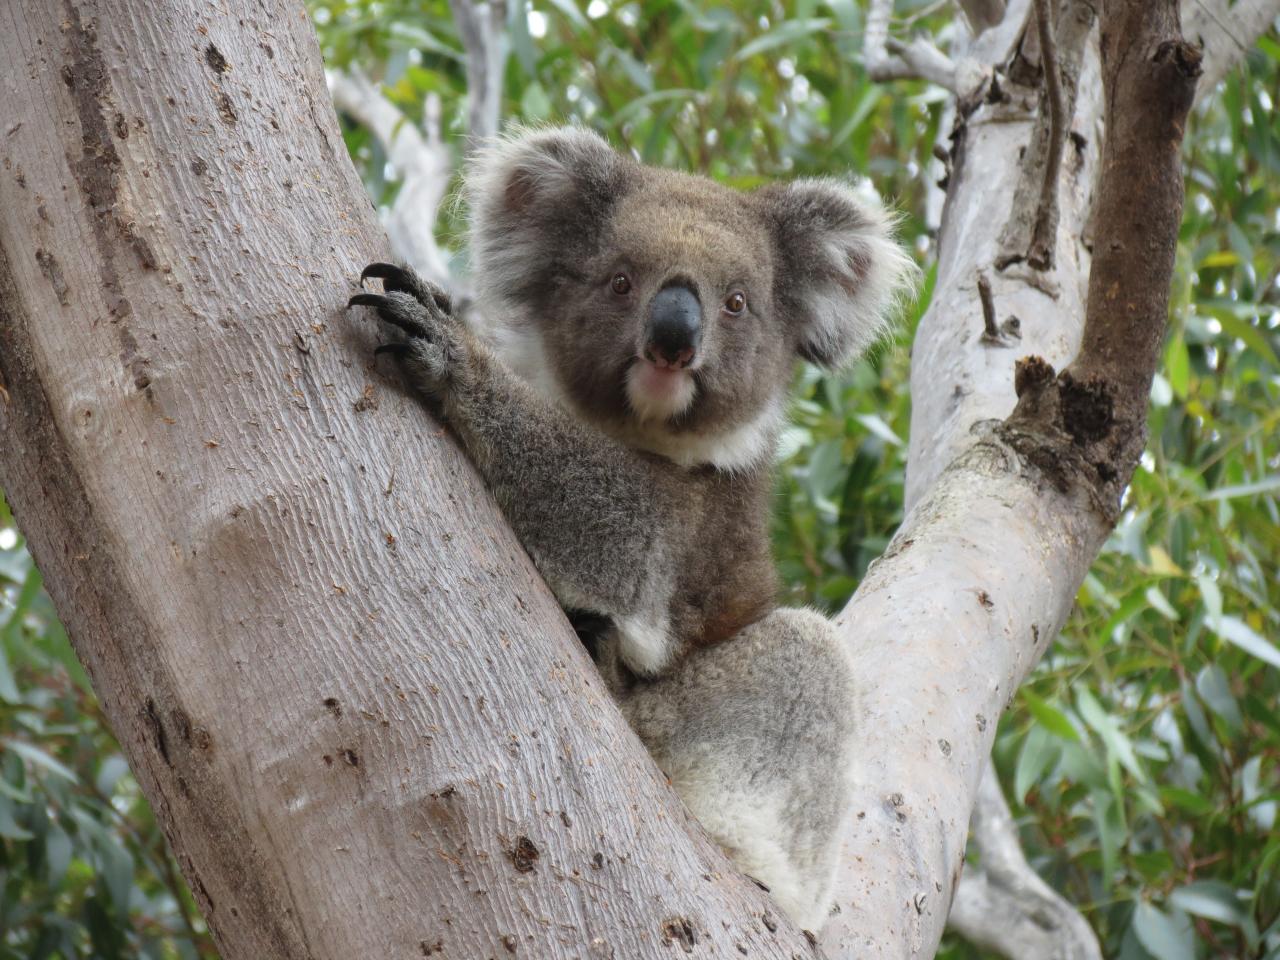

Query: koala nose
[644,284,702,369]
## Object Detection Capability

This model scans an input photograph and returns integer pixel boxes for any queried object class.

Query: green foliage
[3,2,1277,957]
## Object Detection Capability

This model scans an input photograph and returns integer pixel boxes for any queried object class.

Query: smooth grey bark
[819,0,1232,956]
[0,1,807,957]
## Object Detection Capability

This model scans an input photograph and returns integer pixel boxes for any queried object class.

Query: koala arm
[351,264,687,674]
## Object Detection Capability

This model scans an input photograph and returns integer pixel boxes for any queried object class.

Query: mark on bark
[341,748,359,767]
[500,933,517,954]
[761,911,778,933]
[204,42,230,74]
[216,92,238,126]
[937,738,952,758]
[976,590,994,610]
[190,157,208,176]
[35,249,70,305]
[1058,371,1114,446]
[144,697,170,766]
[323,696,342,718]
[420,940,443,956]
[887,792,908,822]
[171,707,193,744]
[976,713,988,732]
[661,917,698,953]
[353,382,379,412]
[508,835,539,873]
[60,1,160,390]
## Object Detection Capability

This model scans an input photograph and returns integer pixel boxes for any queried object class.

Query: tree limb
[865,0,991,95]
[948,769,1103,960]
[1027,0,1068,270]
[822,0,1199,955]
[1184,0,1280,95]
[327,66,454,285]
[957,0,1011,33]
[995,0,1097,272]
[448,0,509,146]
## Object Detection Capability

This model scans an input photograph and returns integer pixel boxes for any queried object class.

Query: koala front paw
[359,262,453,315]
[349,263,462,395]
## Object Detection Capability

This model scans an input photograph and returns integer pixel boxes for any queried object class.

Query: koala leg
[351,263,686,675]
[618,608,856,931]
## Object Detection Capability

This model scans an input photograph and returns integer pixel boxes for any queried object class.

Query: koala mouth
[625,356,698,423]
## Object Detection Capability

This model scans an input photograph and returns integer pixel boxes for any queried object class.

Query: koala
[350,126,914,929]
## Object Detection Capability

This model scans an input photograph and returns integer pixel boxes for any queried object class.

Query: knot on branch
[1013,355,1055,398]
[1057,371,1113,446]
[1153,39,1203,80]
[999,360,1137,522]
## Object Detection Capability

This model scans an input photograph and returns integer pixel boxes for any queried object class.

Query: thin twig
[1027,0,1066,270]
[863,0,977,93]
[978,272,999,338]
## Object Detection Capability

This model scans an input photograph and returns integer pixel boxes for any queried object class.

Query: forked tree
[0,0,1271,957]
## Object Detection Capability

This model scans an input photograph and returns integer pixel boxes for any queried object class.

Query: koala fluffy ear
[467,125,630,312]
[760,178,916,369]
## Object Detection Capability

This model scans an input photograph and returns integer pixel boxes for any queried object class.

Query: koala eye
[724,292,747,316]
[610,273,632,295]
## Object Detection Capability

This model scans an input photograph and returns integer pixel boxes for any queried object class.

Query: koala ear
[760,178,916,369]
[467,125,630,312]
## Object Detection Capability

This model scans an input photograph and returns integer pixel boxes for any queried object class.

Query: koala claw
[373,342,412,360]
[348,291,433,340]
[359,262,453,314]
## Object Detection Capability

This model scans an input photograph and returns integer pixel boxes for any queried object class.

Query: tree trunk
[0,1,807,956]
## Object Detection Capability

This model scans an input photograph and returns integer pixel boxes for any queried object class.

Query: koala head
[467,126,915,470]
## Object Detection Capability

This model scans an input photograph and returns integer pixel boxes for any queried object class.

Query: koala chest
[668,471,778,648]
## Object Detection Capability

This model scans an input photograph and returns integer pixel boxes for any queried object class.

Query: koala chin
[350,125,915,930]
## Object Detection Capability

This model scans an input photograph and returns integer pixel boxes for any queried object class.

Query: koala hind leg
[618,608,856,931]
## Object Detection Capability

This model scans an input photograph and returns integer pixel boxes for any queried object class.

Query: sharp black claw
[374,342,412,359]
[349,292,387,309]
[360,262,405,288]
[349,292,430,338]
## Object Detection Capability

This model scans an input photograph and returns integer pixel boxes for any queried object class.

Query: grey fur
[350,126,914,929]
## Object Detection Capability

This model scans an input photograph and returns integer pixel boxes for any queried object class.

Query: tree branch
[864,0,991,95]
[327,66,454,285]
[1023,0,1202,508]
[1027,0,1068,270]
[948,769,1103,960]
[1183,0,1280,96]
[957,0,1011,33]
[448,0,509,146]
[822,0,1199,955]
[996,0,1097,272]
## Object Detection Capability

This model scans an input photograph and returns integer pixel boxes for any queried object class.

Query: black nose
[645,284,702,368]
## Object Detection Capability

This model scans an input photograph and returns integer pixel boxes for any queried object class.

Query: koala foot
[349,263,462,395]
